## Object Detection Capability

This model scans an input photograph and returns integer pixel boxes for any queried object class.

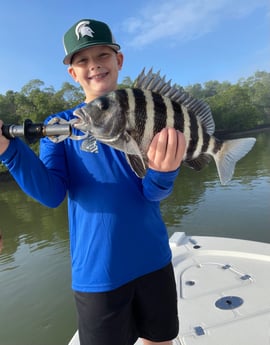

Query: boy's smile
[88,71,109,81]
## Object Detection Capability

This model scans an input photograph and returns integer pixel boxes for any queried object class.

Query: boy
[0,19,186,345]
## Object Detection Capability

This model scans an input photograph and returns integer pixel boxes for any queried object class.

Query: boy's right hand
[0,120,10,155]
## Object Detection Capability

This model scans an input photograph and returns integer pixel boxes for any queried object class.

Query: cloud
[122,0,269,48]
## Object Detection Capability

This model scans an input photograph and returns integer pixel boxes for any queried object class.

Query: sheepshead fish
[73,69,256,184]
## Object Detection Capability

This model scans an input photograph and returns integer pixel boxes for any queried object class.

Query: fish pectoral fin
[125,153,147,178]
[122,134,141,154]
[122,134,147,178]
[184,154,212,171]
[103,133,140,153]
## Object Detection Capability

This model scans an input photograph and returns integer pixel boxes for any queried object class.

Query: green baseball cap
[63,19,121,65]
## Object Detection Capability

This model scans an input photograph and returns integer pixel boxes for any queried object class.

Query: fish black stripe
[213,138,223,154]
[201,132,210,153]
[116,89,130,116]
[186,109,199,160]
[132,88,147,145]
[172,100,184,132]
[152,92,167,134]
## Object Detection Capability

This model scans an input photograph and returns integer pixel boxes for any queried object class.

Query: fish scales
[129,88,147,146]
[152,92,168,134]
[130,89,204,161]
[117,88,130,117]
[162,96,175,129]
[186,108,200,160]
[192,117,205,159]
[135,90,206,162]
[73,68,256,184]
[122,89,135,128]
[116,88,150,153]
[181,105,191,158]
[213,138,223,154]
[171,101,184,132]
[142,90,156,151]
[201,130,211,154]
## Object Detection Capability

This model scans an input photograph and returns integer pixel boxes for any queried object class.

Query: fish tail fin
[214,137,256,185]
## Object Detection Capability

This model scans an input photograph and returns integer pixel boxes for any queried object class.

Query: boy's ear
[68,66,78,82]
[117,52,124,70]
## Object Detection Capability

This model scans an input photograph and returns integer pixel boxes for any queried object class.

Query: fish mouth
[71,117,84,127]
[73,107,88,122]
[72,109,90,131]
[72,111,119,142]
[72,115,83,126]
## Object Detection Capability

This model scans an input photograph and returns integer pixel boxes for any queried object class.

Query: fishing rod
[1,118,86,144]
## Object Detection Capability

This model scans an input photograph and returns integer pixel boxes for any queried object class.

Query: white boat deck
[69,232,270,345]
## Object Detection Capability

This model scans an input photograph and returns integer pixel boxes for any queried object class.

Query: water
[0,131,269,345]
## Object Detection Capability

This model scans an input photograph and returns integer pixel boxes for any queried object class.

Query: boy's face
[68,45,123,102]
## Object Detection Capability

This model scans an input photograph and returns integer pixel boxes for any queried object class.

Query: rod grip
[1,124,15,139]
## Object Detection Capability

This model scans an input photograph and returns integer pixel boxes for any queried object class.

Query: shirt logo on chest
[80,136,99,153]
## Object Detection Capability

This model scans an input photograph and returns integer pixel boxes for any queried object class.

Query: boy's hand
[147,128,186,173]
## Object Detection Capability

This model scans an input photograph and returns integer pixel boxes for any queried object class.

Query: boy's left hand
[147,128,186,173]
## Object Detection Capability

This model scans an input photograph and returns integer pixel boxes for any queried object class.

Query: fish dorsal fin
[134,68,215,136]
[134,68,187,103]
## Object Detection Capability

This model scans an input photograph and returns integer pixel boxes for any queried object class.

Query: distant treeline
[1,70,269,131]
[0,70,269,173]
[120,70,270,132]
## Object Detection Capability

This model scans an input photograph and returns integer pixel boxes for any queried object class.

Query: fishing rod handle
[1,124,23,139]
[1,119,72,144]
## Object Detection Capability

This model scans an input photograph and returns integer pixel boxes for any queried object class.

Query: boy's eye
[99,53,111,59]
[72,51,114,65]
[76,57,88,64]
[72,59,84,66]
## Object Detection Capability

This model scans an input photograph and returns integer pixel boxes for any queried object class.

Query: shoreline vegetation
[1,70,270,177]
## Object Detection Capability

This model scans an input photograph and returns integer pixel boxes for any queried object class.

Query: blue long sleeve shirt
[0,104,180,292]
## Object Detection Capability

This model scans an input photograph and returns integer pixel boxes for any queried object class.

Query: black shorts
[74,263,179,345]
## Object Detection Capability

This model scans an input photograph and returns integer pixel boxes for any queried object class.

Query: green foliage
[118,76,134,89]
[1,70,269,132]
[16,79,84,122]
[185,80,232,99]
[207,84,260,130]
[185,70,270,132]
[0,91,20,124]
[0,70,269,172]
[240,71,270,125]
[0,80,84,173]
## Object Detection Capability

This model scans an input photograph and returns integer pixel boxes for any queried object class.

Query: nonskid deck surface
[69,232,270,345]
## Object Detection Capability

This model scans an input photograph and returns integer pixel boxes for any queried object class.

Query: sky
[0,0,269,95]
